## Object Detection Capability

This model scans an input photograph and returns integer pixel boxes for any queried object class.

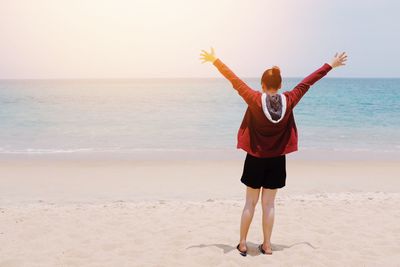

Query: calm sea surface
[0,78,399,158]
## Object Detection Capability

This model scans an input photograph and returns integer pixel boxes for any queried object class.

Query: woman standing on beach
[199,48,347,256]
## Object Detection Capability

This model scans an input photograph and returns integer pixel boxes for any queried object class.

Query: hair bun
[271,66,280,75]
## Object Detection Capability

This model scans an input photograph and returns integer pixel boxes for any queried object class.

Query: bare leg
[261,188,278,254]
[239,186,260,251]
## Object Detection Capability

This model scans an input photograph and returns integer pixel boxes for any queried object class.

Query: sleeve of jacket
[286,63,333,108]
[213,58,259,106]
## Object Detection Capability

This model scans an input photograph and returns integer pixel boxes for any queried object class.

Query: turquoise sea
[0,78,399,159]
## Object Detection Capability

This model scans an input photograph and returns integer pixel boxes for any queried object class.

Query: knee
[261,199,275,210]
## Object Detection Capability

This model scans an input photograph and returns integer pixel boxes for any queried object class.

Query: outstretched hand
[199,47,218,64]
[329,52,348,68]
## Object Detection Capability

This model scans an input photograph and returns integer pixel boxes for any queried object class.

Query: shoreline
[1,156,399,204]
[0,148,399,161]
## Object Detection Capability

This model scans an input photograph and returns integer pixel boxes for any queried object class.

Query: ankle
[263,241,271,247]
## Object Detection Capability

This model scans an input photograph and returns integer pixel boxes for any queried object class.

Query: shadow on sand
[186,241,317,256]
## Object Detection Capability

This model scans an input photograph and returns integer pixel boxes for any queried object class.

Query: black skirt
[240,153,286,189]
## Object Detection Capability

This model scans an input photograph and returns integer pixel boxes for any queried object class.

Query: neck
[264,88,279,95]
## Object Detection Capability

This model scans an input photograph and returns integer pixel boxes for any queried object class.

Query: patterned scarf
[265,94,282,121]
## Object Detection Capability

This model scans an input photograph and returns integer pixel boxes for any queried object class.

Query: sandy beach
[1,155,399,266]
[2,0,399,266]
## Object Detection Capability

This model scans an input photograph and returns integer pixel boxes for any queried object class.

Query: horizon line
[1,76,400,80]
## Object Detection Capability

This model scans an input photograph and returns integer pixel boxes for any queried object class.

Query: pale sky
[0,0,399,79]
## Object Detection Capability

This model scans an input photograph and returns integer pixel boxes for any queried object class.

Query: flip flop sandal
[258,244,272,255]
[236,244,247,257]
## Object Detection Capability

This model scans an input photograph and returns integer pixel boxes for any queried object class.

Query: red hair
[261,66,282,89]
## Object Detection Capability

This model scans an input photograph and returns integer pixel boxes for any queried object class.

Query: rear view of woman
[199,48,347,256]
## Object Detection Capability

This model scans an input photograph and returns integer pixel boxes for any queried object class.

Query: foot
[236,242,247,256]
[259,242,272,255]
[238,242,247,252]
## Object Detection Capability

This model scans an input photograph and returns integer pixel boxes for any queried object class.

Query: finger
[201,50,209,55]
[339,52,346,58]
[211,46,215,55]
[334,52,338,57]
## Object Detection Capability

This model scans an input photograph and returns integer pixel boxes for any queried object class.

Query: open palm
[199,47,217,64]
[330,52,348,68]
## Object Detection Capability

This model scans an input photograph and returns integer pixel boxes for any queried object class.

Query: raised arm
[286,52,348,108]
[199,47,259,106]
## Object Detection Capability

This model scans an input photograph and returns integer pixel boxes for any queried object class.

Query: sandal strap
[237,244,247,254]
[259,244,266,254]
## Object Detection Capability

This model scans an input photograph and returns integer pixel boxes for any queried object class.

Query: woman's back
[211,58,333,157]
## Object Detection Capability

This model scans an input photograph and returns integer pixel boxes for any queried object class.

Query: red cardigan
[213,58,332,158]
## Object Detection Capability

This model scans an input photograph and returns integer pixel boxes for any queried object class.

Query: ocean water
[0,78,399,158]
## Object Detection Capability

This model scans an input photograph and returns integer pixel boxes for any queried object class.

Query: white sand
[0,158,399,266]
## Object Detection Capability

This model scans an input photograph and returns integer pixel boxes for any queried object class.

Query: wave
[0,147,399,154]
